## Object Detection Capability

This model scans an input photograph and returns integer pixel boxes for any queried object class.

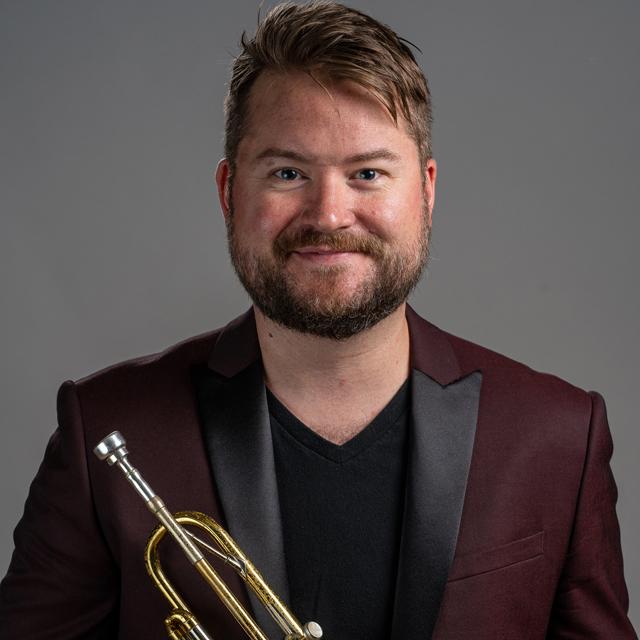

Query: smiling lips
[290,246,364,264]
[274,229,386,262]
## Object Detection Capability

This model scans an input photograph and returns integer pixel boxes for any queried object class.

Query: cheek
[232,184,300,239]
[359,189,424,239]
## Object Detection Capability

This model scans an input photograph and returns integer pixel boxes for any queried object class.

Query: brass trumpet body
[94,431,323,640]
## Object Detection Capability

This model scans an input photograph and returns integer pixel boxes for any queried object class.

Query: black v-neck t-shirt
[268,380,410,639]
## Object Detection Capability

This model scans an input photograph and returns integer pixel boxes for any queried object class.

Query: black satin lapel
[391,369,482,640]
[192,362,288,639]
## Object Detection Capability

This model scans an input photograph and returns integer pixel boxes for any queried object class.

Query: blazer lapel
[391,309,482,639]
[193,311,289,639]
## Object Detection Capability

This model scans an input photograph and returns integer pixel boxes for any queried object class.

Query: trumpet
[94,431,323,640]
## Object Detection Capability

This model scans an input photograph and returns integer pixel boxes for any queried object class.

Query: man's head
[217,2,436,340]
[224,1,433,173]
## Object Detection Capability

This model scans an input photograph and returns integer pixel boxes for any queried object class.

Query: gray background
[1,0,638,628]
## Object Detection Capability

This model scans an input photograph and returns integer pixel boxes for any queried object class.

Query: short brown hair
[224,1,433,169]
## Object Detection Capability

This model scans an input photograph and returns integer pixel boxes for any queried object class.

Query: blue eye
[274,168,300,181]
[356,169,378,181]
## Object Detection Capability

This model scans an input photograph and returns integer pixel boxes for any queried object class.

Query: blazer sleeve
[0,381,119,639]
[546,391,637,639]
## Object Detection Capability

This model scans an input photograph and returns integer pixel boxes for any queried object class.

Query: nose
[301,172,356,232]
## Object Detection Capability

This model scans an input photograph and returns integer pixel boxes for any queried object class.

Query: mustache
[274,229,386,260]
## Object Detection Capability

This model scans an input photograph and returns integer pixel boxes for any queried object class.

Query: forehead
[238,70,418,164]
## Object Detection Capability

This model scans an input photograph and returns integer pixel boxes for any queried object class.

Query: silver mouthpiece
[93,430,128,465]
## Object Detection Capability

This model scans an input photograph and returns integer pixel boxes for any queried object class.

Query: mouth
[289,245,363,265]
[294,245,357,254]
[274,230,386,263]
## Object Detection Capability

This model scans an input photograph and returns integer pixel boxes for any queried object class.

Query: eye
[355,168,379,181]
[273,168,301,181]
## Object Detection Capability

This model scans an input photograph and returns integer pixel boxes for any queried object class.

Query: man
[0,2,635,638]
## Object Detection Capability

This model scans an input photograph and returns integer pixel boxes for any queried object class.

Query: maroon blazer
[0,307,635,639]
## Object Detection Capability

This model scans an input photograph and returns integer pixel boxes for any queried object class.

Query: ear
[215,158,232,221]
[423,158,437,227]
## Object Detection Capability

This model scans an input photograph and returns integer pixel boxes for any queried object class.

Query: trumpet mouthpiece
[94,430,128,464]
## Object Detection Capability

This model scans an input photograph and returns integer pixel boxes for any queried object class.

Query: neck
[255,304,410,444]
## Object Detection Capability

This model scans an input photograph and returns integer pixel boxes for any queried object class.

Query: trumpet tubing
[94,431,323,640]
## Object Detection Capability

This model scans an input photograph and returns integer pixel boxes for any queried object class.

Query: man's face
[216,71,436,339]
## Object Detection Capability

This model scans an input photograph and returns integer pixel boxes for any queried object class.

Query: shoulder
[450,328,591,415]
[416,317,607,483]
[56,326,225,426]
[76,327,221,389]
[409,308,595,431]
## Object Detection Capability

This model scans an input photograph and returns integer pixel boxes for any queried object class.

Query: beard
[226,206,430,340]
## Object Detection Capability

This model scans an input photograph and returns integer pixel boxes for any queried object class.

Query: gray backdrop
[1,0,638,628]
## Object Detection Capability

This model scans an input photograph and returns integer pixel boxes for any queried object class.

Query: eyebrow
[253,147,402,165]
